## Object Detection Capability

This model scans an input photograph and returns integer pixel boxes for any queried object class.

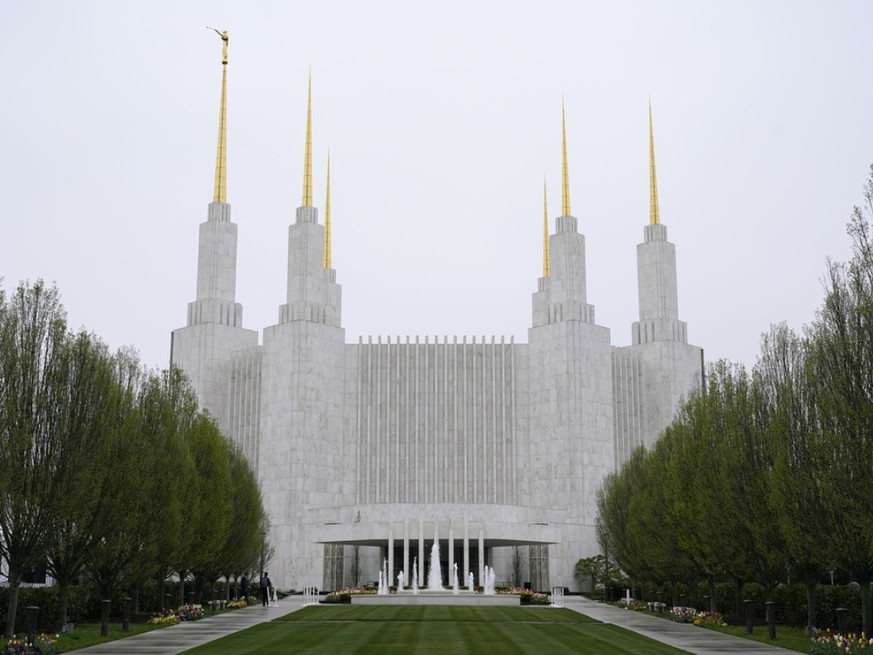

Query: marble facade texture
[171,185,702,593]
[171,82,702,591]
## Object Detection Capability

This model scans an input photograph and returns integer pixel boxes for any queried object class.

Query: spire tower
[542,177,550,277]
[648,99,660,225]
[324,152,332,268]
[561,99,571,217]
[302,72,314,207]
[212,29,229,203]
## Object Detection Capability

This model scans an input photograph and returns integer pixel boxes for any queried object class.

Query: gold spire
[561,98,571,217]
[211,29,229,203]
[302,71,313,206]
[543,176,550,277]
[648,98,661,225]
[324,152,332,268]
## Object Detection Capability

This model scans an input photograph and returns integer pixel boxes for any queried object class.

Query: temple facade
[171,50,703,593]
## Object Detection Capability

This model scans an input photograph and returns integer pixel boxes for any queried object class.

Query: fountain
[377,559,389,595]
[483,566,495,595]
[348,552,517,606]
[427,542,442,590]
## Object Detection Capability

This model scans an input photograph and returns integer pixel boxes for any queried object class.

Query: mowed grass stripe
[279,605,598,623]
[181,605,690,654]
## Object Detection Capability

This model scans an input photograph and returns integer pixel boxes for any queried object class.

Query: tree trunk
[861,582,871,638]
[133,579,141,615]
[709,577,717,613]
[805,579,817,635]
[157,573,166,611]
[178,571,186,607]
[58,581,71,627]
[733,577,744,618]
[4,568,22,637]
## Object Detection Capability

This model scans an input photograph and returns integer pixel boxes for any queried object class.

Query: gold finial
[324,152,332,268]
[209,28,229,203]
[208,27,229,64]
[302,71,313,206]
[561,98,571,217]
[543,176,550,277]
[648,98,661,225]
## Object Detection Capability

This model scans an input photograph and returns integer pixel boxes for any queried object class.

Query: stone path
[70,598,305,655]
[565,596,797,654]
[69,595,800,654]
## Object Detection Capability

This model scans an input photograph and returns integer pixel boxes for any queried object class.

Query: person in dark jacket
[259,572,272,607]
[240,574,250,603]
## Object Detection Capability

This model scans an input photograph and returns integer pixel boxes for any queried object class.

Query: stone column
[322,544,343,592]
[463,514,470,582]
[418,517,425,586]
[448,522,455,583]
[529,543,550,592]
[403,521,410,588]
[478,528,485,589]
[388,527,395,588]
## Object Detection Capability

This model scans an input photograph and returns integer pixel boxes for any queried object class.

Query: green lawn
[703,622,814,653]
[181,605,691,654]
[48,621,166,652]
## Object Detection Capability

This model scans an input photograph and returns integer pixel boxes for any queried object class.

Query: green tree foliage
[760,323,829,631]
[187,414,233,602]
[218,446,268,596]
[45,332,134,627]
[597,166,873,630]
[806,170,873,635]
[0,279,270,634]
[0,281,70,636]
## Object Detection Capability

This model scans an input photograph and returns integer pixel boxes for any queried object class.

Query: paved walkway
[565,596,797,655]
[70,598,306,655]
[69,595,801,655]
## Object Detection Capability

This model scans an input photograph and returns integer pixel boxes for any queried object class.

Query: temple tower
[612,101,703,466]
[258,75,347,590]
[171,31,259,460]
[528,102,615,590]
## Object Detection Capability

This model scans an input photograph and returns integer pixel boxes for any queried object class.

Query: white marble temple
[172,187,701,593]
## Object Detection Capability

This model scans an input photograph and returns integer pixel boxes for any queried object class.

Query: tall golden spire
[211,29,229,203]
[648,98,661,225]
[543,176,550,277]
[561,98,571,217]
[324,152,332,268]
[302,71,313,206]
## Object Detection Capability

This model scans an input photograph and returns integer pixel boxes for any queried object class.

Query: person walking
[240,573,250,604]
[259,572,272,607]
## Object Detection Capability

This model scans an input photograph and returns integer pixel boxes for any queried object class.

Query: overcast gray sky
[2,1,871,371]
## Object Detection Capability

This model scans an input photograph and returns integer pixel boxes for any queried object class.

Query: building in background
[171,51,702,592]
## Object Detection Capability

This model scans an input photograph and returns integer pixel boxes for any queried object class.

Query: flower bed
[668,606,726,626]
[498,587,550,605]
[3,633,58,655]
[617,598,648,612]
[323,587,376,603]
[811,630,873,654]
[146,609,180,625]
[176,604,203,621]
